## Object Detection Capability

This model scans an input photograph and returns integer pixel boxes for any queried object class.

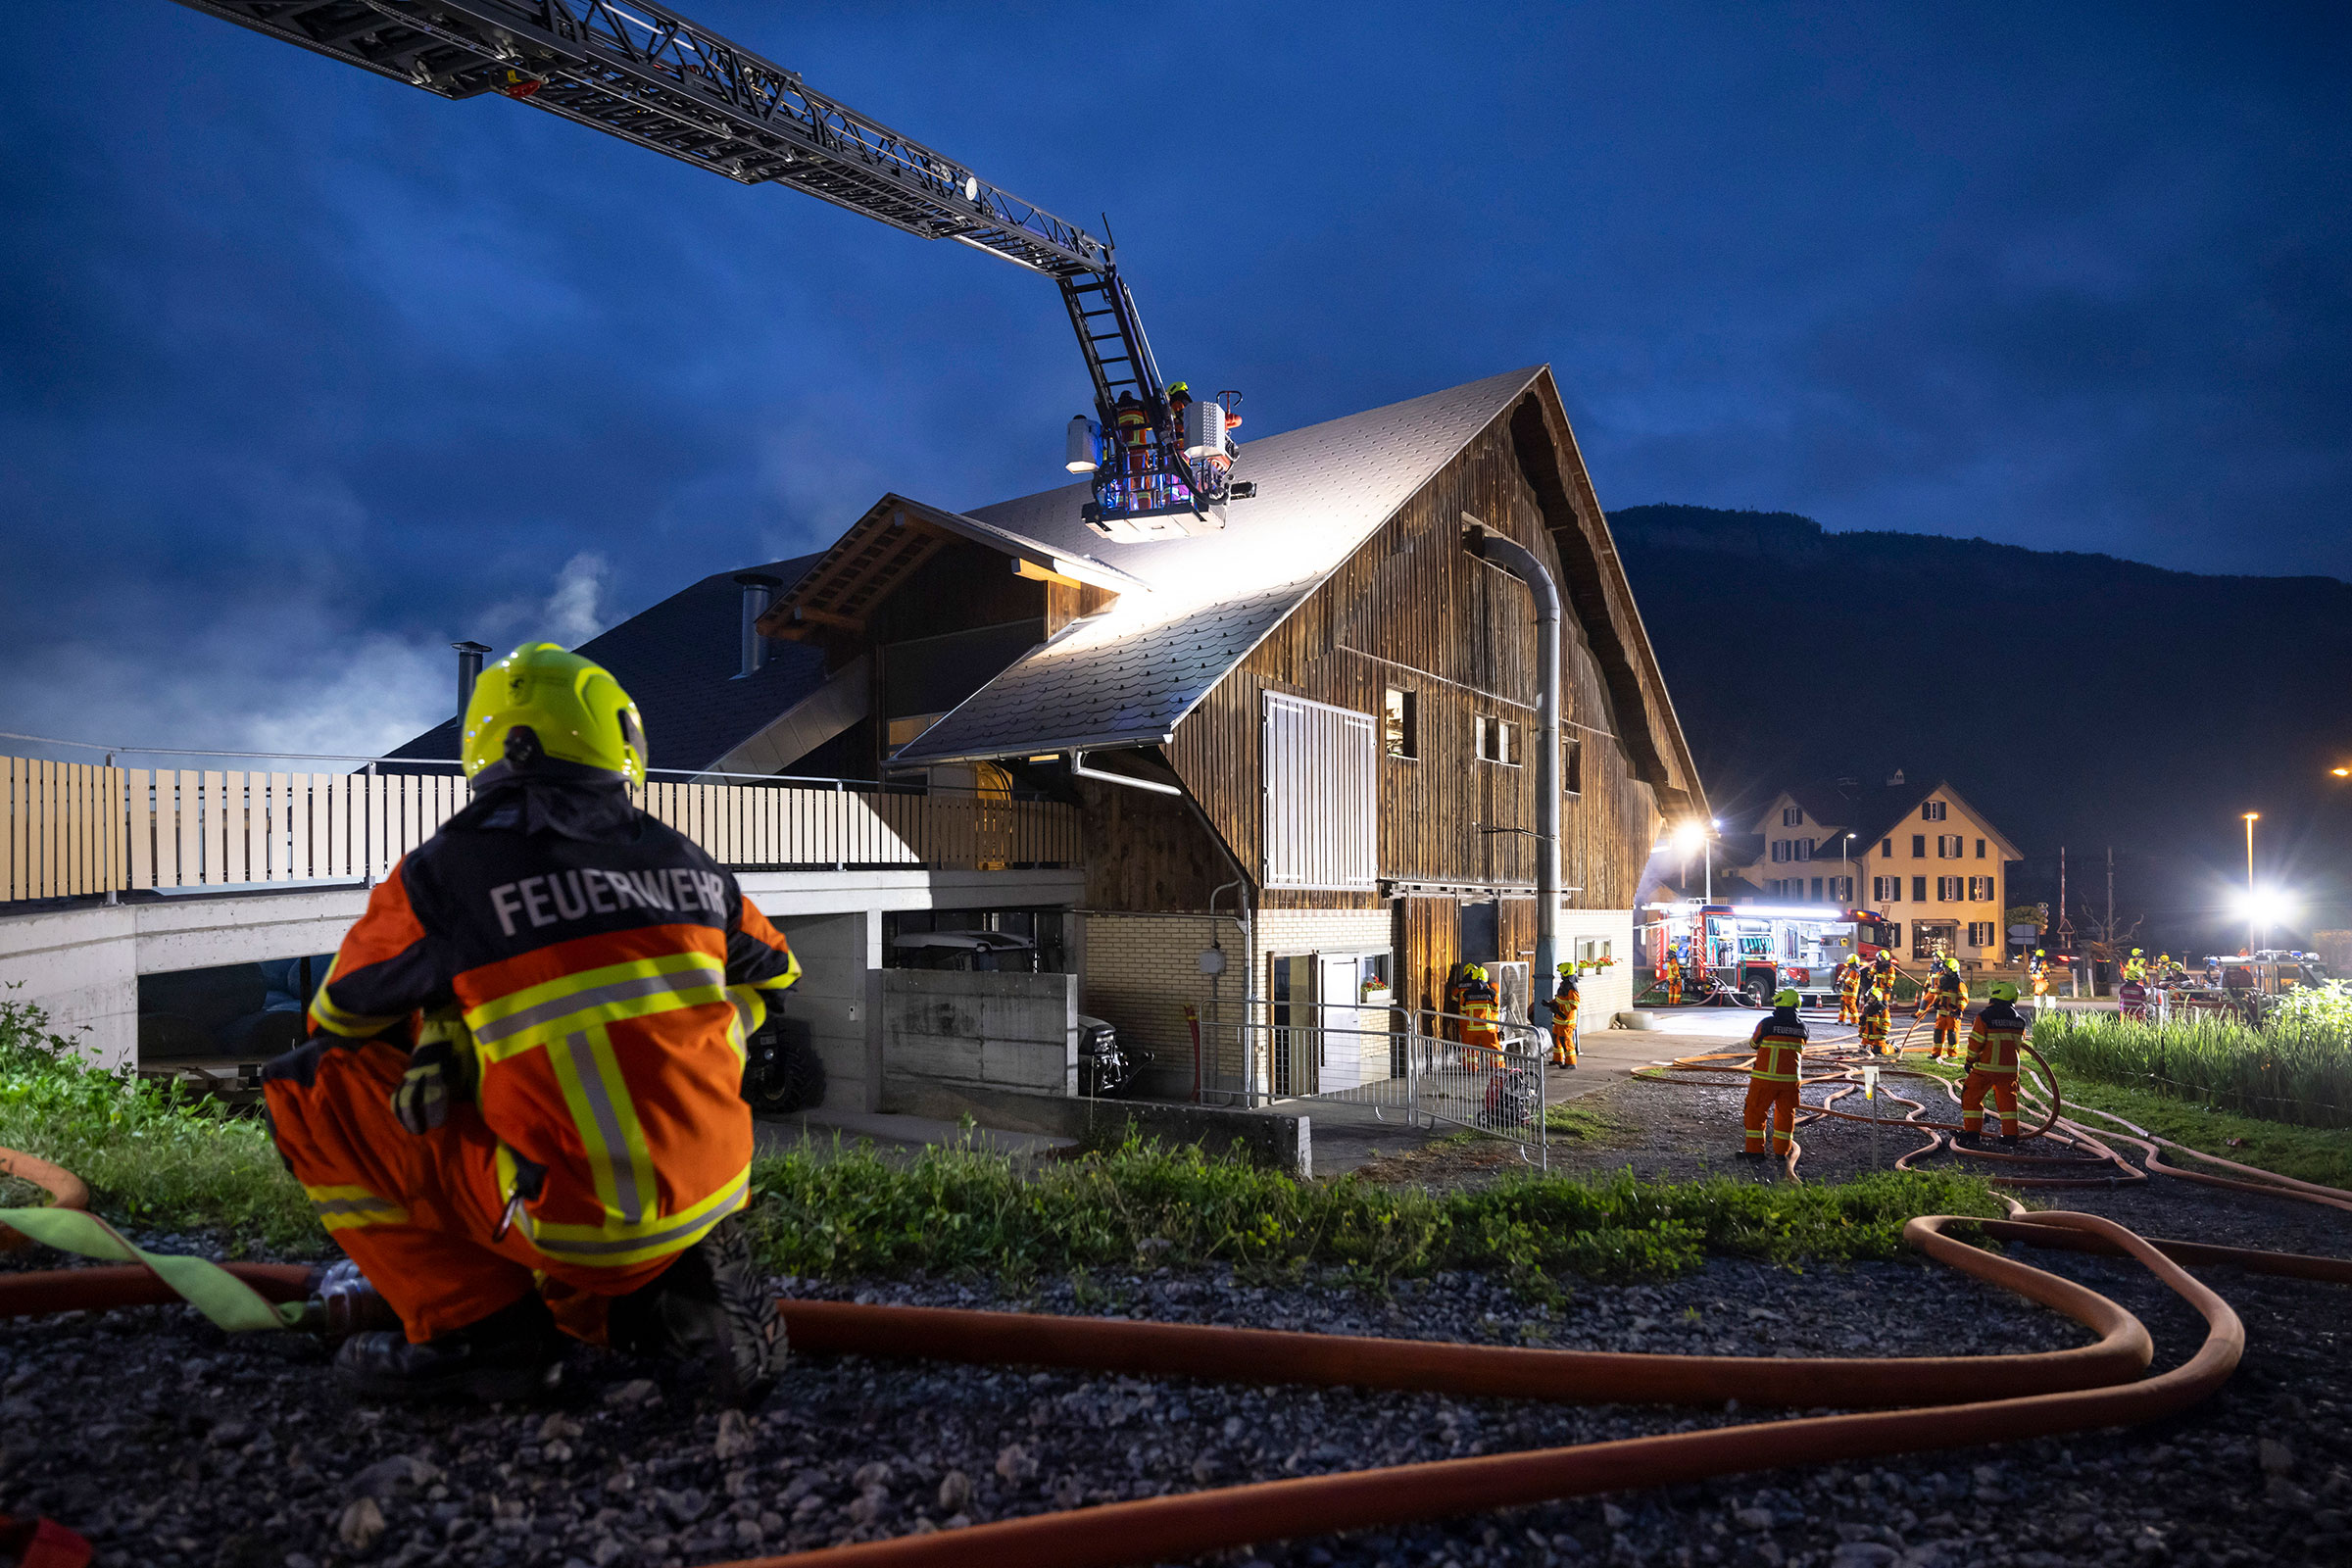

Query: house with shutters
[1738,772,2020,967]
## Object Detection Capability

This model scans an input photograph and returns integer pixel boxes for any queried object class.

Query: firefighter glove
[391,1010,479,1136]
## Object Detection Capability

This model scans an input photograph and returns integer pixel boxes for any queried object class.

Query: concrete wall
[0,866,1085,1083]
[880,970,1077,1100]
[766,909,878,1113]
[0,888,372,1069]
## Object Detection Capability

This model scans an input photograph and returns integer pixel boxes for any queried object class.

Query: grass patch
[741,1131,2003,1295]
[1543,1097,1626,1142]
[2048,1074,2352,1192]
[0,996,319,1253]
[2031,1004,2352,1129]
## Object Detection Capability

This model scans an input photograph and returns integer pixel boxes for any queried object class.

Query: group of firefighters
[1439,961,1584,1070]
[1740,978,2031,1157]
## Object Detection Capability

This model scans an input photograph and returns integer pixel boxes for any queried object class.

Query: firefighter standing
[1959,980,2030,1143]
[1453,963,1502,1069]
[1740,989,1808,1159]
[1664,946,1685,1005]
[2028,949,2048,999]
[1857,990,1890,1055]
[1113,390,1151,481]
[2122,948,2147,987]
[262,645,802,1403]
[1836,955,1863,1025]
[1928,957,1966,1058]
[1538,965,1580,1068]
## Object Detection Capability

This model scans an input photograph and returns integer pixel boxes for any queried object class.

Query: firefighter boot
[608,1217,786,1404]
[333,1289,565,1403]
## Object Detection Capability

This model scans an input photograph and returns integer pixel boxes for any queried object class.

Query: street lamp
[1841,833,1854,906]
[2241,812,2260,955]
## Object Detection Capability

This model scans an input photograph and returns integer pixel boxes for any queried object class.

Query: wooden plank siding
[1063,382,1702,1033]
[1162,408,1673,915]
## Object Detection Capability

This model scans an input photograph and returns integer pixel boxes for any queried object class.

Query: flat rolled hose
[0,1148,90,1255]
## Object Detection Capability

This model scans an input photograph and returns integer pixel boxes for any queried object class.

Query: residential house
[1738,772,2020,966]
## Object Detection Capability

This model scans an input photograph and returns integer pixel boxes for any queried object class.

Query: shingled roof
[388,554,828,775]
[888,368,1548,763]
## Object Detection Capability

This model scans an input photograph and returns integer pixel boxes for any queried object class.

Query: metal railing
[1199,1001,1550,1168]
[0,752,1079,905]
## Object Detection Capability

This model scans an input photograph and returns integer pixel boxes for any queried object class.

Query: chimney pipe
[453,641,493,724]
[734,574,783,679]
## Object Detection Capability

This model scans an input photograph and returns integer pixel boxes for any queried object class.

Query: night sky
[3,2,2347,763]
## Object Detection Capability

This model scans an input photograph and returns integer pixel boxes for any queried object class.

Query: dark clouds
[1,1,2346,757]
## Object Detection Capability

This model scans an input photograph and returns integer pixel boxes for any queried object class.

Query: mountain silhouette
[1607,505,2352,954]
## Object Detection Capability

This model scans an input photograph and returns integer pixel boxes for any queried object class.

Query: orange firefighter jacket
[306,777,801,1271]
[1965,1004,2028,1076]
[1746,1012,1807,1083]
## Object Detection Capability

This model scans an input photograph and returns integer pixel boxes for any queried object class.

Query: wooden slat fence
[0,757,1078,905]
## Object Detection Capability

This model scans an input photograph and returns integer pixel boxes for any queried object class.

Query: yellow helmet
[1989,980,2021,1003]
[1168,380,1190,396]
[1773,988,1800,1007]
[462,643,647,787]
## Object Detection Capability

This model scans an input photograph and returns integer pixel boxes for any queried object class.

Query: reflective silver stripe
[527,1173,748,1258]
[473,965,721,1046]
[564,1030,644,1226]
[311,1198,403,1217]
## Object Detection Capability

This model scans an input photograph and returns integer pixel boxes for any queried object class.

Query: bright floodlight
[2236,887,2298,924]
[1672,820,1707,855]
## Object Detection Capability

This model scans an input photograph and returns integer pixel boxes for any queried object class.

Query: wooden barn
[761,366,1707,1101]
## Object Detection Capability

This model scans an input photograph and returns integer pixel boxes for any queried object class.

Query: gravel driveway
[3,1096,2346,1568]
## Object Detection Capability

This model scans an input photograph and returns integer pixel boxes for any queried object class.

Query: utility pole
[2106,846,2115,977]
[2242,812,2260,956]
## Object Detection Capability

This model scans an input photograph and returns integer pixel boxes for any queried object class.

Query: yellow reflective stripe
[526,1166,750,1268]
[749,948,803,993]
[466,956,728,1063]
[310,972,403,1039]
[302,1182,408,1229]
[724,985,765,1064]
[467,951,720,1038]
[543,1024,661,1233]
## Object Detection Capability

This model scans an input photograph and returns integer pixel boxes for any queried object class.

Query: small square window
[1783,806,1801,826]
[1923,801,1947,821]
[1912,876,1928,903]
[1912,834,1927,858]
[1475,714,1514,764]
[1384,688,1416,759]
[1976,838,1986,858]
[1882,838,1894,856]
[1562,736,1583,795]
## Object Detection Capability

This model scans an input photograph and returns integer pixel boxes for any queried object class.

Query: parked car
[888,931,1144,1097]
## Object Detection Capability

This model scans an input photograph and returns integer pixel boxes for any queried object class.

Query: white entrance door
[1316,954,1365,1092]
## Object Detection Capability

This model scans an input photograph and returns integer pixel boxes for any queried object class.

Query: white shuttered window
[1262,693,1378,890]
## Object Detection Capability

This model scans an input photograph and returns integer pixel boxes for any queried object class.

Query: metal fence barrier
[1197,1002,1550,1169]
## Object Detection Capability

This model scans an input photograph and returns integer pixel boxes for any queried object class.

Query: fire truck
[1645,903,1899,1006]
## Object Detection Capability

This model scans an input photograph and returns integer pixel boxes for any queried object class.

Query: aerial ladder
[169,0,1250,539]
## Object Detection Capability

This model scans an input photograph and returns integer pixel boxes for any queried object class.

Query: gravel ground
[3,1085,2348,1568]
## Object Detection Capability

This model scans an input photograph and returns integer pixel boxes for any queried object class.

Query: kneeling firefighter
[262,644,803,1403]
[1740,989,1807,1159]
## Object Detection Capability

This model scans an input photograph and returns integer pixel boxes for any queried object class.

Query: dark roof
[1764,776,2022,861]
[388,555,830,774]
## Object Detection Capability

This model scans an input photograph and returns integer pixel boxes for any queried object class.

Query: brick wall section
[1080,912,1228,1098]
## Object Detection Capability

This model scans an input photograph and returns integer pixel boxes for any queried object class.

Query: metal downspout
[1462,521,1563,1006]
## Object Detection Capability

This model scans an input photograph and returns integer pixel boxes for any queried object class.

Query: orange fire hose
[0,1209,2271,1568]
[0,1146,88,1255]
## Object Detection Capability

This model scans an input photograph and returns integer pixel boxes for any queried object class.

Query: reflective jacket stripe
[548,1024,662,1231]
[303,1182,410,1231]
[466,955,727,1061]
[527,1166,750,1265]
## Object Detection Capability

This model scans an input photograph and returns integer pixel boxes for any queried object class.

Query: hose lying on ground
[6,1069,2351,1568]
